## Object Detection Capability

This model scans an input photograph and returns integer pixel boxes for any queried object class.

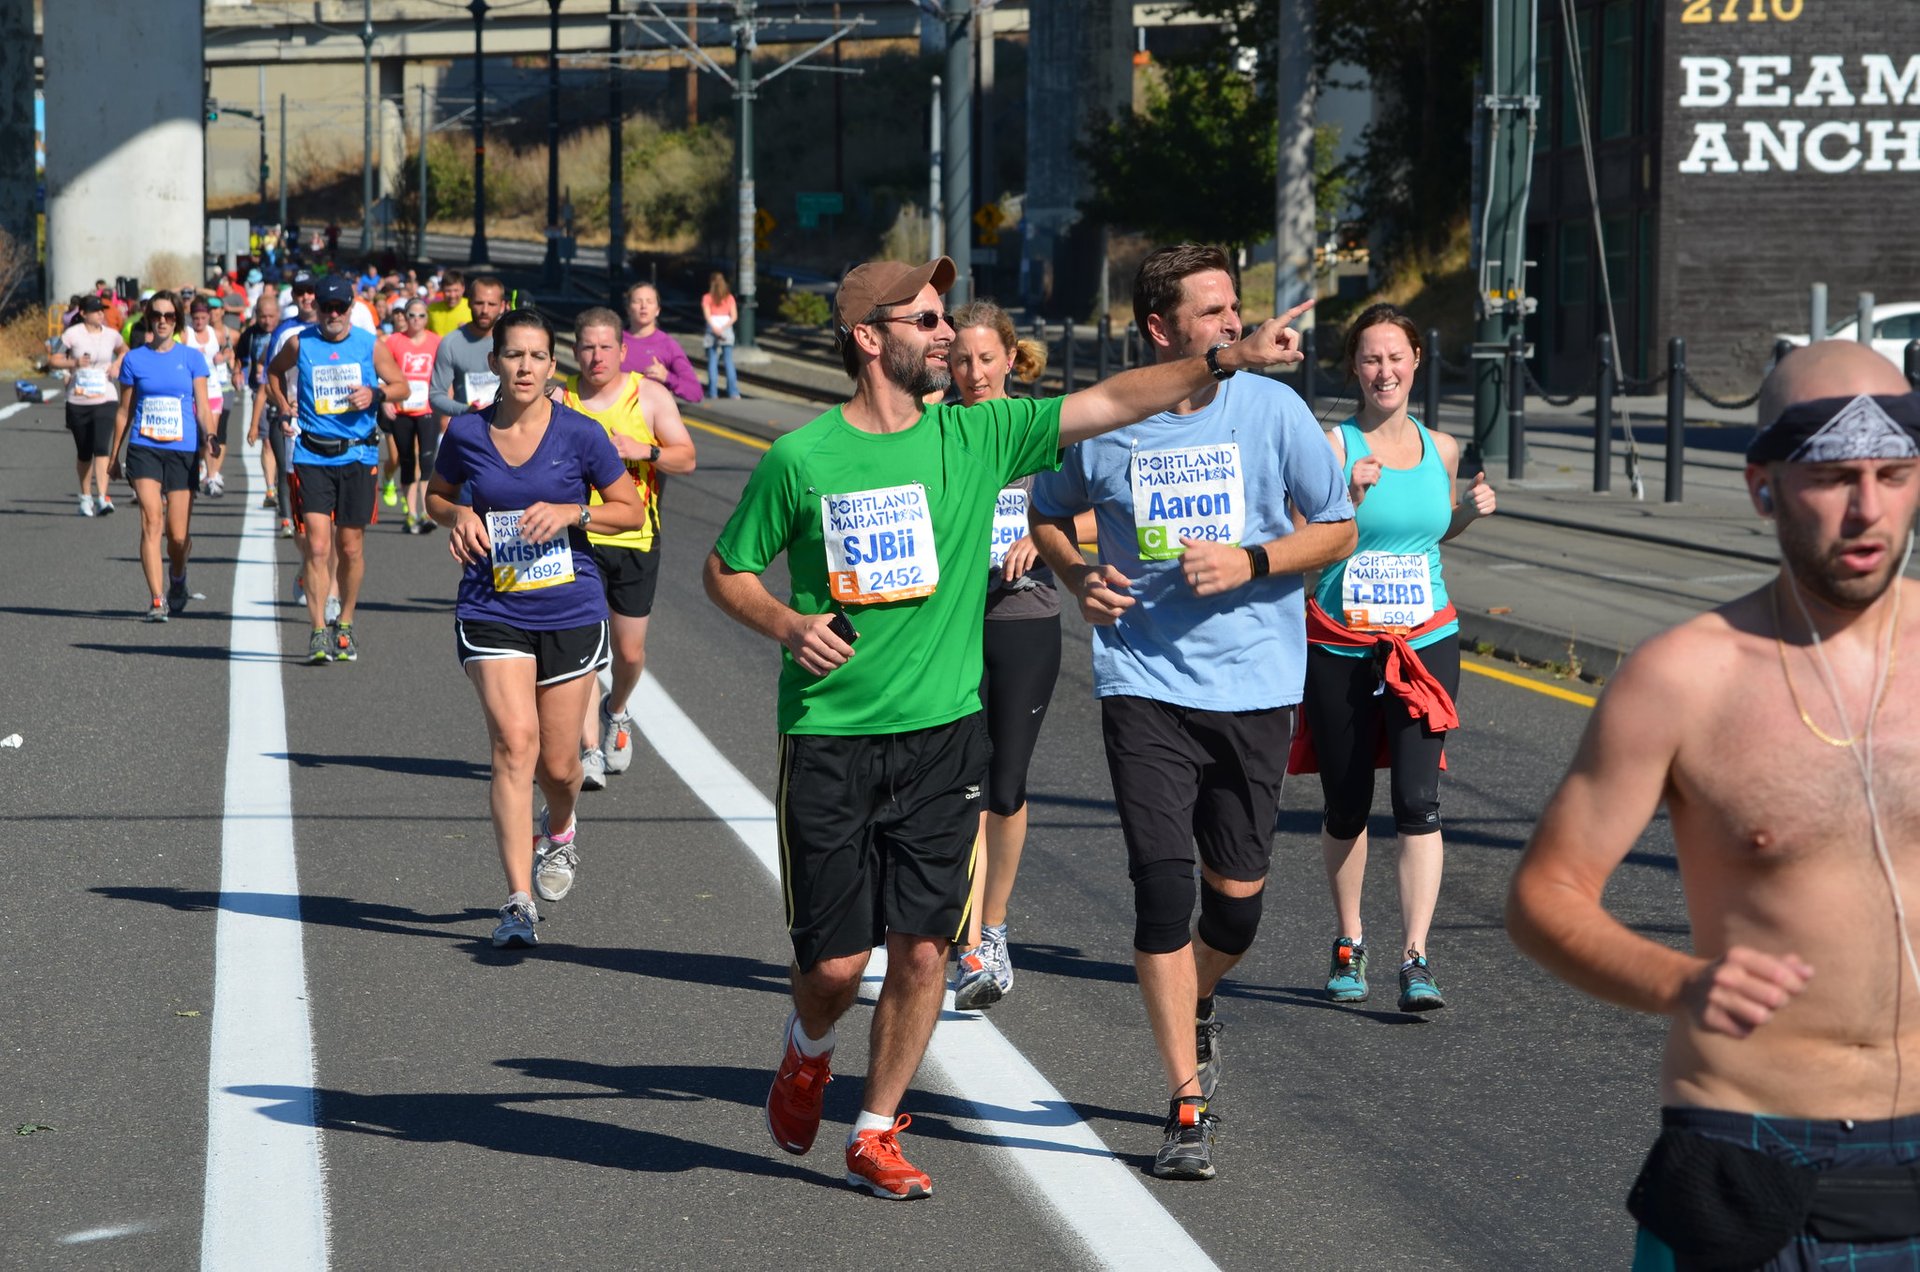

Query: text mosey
[137,396,184,443]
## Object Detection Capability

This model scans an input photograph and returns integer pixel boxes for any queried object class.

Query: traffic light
[205,98,219,123]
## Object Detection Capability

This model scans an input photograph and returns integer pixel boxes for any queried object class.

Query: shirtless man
[1507,340,1920,1270]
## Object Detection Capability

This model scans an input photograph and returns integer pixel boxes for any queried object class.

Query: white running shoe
[77,494,96,517]
[580,746,607,791]
[601,701,635,776]
[533,809,581,903]
[491,894,539,948]
[324,594,342,625]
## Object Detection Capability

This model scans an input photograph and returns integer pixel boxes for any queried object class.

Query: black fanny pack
[300,432,375,458]
[1628,1126,1920,1270]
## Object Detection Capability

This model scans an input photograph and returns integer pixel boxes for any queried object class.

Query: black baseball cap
[314,276,353,306]
[291,271,316,292]
[79,295,105,313]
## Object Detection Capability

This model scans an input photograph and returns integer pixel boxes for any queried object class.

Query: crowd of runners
[45,239,1920,1265]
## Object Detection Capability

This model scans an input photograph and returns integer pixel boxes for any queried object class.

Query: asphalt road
[0,396,1685,1270]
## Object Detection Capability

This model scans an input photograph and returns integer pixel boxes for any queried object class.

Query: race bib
[989,487,1028,570]
[487,509,576,592]
[312,363,362,415]
[1340,551,1436,632]
[822,483,939,604]
[211,361,232,393]
[136,395,184,443]
[74,366,109,398]
[403,379,430,412]
[1131,443,1245,561]
[466,370,500,408]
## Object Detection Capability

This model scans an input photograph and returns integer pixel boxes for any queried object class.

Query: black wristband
[1244,544,1269,580]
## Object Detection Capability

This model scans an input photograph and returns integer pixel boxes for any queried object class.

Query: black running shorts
[588,541,660,619]
[66,401,116,462]
[125,444,197,493]
[1100,695,1293,883]
[776,712,990,971]
[293,462,375,528]
[455,617,610,686]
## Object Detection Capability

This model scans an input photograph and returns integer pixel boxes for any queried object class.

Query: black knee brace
[1195,882,1264,957]
[1132,859,1196,954]
[1323,805,1370,842]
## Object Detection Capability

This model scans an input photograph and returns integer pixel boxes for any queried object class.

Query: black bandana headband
[1746,392,1920,465]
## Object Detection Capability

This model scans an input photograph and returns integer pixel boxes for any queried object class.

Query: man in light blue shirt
[1031,242,1354,1183]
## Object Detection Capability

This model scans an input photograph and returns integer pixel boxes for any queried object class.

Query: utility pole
[929,75,942,258]
[278,92,288,228]
[469,0,490,264]
[976,4,992,219]
[608,0,625,298]
[940,0,971,303]
[1470,0,1537,463]
[360,0,374,253]
[732,5,758,347]
[417,82,432,261]
[543,0,563,287]
[257,66,270,225]
[1273,0,1315,321]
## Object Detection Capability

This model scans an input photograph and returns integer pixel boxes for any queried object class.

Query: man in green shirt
[706,255,1314,1199]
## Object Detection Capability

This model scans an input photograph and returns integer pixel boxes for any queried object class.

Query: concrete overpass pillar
[45,0,206,299]
[0,0,35,299]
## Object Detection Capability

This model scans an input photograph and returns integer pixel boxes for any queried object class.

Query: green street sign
[796,191,845,229]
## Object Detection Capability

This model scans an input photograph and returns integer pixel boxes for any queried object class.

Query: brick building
[1530,0,1920,393]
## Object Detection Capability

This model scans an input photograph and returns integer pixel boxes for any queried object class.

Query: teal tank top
[1313,417,1458,654]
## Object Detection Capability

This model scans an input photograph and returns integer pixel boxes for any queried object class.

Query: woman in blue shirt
[108,291,212,621]
[1300,304,1496,1012]
[426,309,646,949]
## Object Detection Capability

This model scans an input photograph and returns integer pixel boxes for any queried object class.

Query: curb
[1454,610,1631,686]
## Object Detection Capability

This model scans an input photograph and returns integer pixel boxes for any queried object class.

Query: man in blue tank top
[267,275,408,664]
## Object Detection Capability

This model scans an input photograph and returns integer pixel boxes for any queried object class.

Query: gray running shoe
[96,498,115,516]
[533,814,580,902]
[324,593,342,625]
[491,894,539,948]
[1195,1011,1223,1101]
[980,924,1014,996]
[953,946,1003,1012]
[1152,1098,1219,1181]
[306,628,330,664]
[145,597,169,623]
[581,747,607,792]
[331,623,358,662]
[167,575,189,616]
[600,701,635,775]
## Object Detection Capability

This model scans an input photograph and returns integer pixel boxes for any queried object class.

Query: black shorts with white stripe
[454,617,609,686]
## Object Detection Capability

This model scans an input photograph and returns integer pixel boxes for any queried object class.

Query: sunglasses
[878,310,951,332]
[148,310,178,322]
[405,310,429,319]
[318,301,352,315]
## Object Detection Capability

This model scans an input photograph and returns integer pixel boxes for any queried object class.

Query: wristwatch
[647,444,661,463]
[1205,342,1236,382]
[577,504,593,529]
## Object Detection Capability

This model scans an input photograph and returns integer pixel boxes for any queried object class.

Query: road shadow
[1218,980,1428,1026]
[273,751,489,781]
[3,604,152,620]
[71,641,266,663]
[1002,941,1136,987]
[228,1082,835,1187]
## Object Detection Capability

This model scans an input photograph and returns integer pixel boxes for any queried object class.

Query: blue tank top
[294,326,378,467]
[1313,417,1458,653]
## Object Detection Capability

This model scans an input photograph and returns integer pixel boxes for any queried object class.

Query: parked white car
[1778,303,1920,370]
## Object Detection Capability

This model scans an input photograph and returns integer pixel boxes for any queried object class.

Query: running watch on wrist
[647,444,661,463]
[1206,341,1236,382]
[577,504,592,529]
[1244,544,1270,579]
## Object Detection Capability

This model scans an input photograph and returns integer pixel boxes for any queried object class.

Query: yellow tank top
[563,372,661,551]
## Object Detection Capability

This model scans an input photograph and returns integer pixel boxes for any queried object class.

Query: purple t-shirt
[434,403,628,630]
[618,328,702,403]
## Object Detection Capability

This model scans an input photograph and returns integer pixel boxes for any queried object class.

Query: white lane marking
[631,673,1219,1271]
[42,388,63,404]
[0,402,29,421]
[60,1223,154,1245]
[201,460,329,1270]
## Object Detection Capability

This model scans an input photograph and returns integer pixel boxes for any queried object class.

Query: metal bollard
[1906,339,1920,391]
[1665,337,1686,503]
[1097,314,1112,382]
[1507,328,1527,483]
[1772,337,1794,370]
[1125,322,1138,370]
[1858,292,1875,345]
[1302,326,1317,408]
[1594,333,1614,494]
[1031,320,1047,390]
[1063,319,1077,391]
[1423,327,1441,431]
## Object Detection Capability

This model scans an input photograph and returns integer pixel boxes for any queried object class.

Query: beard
[1775,503,1915,611]
[879,328,950,399]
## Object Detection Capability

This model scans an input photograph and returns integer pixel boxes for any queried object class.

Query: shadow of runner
[272,751,490,781]
[227,1083,838,1186]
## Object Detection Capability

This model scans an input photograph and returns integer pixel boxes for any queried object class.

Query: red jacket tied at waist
[1287,599,1461,776]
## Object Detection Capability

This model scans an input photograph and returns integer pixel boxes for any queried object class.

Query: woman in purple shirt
[427,309,646,949]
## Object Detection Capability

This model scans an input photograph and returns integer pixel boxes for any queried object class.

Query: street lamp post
[607,0,625,300]
[542,0,563,287]
[360,0,375,253]
[733,4,756,349]
[469,0,490,264]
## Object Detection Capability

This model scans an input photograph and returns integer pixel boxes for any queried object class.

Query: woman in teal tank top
[1302,305,1497,1013]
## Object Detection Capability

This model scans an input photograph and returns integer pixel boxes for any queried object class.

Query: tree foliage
[1077,62,1276,251]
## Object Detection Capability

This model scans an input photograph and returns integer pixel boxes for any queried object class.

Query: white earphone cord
[1784,529,1918,1118]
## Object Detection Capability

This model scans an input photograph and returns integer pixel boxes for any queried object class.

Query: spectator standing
[701,272,741,400]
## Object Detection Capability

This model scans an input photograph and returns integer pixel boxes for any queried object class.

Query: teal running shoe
[1326,938,1369,1002]
[1398,954,1446,1012]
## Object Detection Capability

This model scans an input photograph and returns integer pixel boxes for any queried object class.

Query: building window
[1603,214,1631,312]
[1560,222,1591,308]
[1559,14,1592,149]
[1599,1,1634,139]
[1535,21,1556,152]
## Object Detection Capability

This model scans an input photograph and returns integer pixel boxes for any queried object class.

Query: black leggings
[979,614,1062,816]
[1301,638,1461,839]
[390,414,440,485]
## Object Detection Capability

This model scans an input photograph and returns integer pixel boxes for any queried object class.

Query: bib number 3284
[1131,442,1245,561]
[822,482,939,604]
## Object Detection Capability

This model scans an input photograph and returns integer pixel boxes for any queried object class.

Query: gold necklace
[1771,586,1898,747]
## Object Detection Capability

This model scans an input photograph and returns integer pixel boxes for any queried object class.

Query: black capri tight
[390,414,441,485]
[979,614,1062,816]
[1301,638,1461,840]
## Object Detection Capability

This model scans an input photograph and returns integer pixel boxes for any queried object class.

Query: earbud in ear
[1758,484,1773,513]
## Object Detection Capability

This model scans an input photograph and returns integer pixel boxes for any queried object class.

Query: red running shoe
[765,1015,832,1155]
[846,1114,932,1199]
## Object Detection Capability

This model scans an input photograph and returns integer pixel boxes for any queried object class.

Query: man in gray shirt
[428,275,508,421]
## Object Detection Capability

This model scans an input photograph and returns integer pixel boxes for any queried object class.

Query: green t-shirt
[715,396,1064,735]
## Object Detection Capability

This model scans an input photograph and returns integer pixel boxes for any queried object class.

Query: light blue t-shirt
[1032,372,1352,711]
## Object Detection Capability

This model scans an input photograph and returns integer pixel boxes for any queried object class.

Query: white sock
[788,1013,834,1058]
[849,1109,894,1140]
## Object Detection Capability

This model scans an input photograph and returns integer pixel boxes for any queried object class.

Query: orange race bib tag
[821,482,939,604]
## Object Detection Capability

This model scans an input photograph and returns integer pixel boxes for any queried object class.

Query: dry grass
[0,307,55,378]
